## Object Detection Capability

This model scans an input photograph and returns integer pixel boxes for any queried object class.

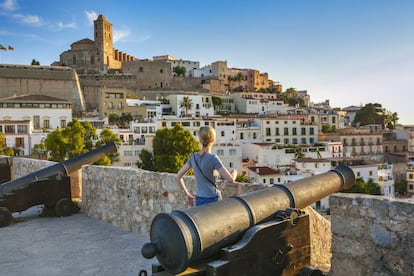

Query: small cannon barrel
[142,165,355,274]
[0,142,118,198]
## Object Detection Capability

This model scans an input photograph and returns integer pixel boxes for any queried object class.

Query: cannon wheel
[54,198,74,217]
[0,207,12,227]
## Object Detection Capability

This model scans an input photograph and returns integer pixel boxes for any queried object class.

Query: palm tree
[179,96,193,117]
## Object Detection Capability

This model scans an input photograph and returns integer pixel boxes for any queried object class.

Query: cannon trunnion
[142,166,355,275]
[0,142,118,227]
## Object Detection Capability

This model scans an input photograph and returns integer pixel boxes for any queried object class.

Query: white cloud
[13,13,43,26]
[1,0,17,11]
[56,21,76,30]
[85,10,98,26]
[113,28,131,43]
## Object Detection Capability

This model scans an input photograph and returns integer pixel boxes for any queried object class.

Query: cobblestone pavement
[0,207,155,276]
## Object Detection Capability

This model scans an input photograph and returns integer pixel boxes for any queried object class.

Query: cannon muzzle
[142,165,355,274]
[0,142,118,198]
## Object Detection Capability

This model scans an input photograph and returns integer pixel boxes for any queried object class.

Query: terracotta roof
[293,158,331,163]
[0,94,70,102]
[248,166,280,176]
[71,38,94,45]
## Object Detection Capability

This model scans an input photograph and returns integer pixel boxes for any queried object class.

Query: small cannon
[0,142,118,227]
[142,166,355,275]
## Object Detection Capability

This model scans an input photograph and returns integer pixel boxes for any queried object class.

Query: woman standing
[176,126,237,206]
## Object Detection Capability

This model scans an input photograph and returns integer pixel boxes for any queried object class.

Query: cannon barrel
[142,165,355,274]
[0,142,118,198]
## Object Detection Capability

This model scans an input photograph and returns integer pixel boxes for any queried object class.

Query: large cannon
[0,142,118,227]
[142,166,355,275]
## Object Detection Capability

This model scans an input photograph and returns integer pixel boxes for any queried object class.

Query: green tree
[277,88,305,107]
[294,147,305,159]
[353,103,390,127]
[344,177,381,195]
[137,149,155,171]
[108,113,120,125]
[366,178,381,195]
[0,132,6,150]
[212,96,223,111]
[44,119,118,165]
[138,125,200,173]
[394,180,407,195]
[321,124,336,133]
[119,113,133,128]
[31,59,40,65]
[174,65,186,77]
[179,96,193,117]
[95,128,121,165]
[236,174,250,183]
[44,128,68,161]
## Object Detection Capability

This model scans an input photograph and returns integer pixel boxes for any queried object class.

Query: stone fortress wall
[0,64,85,112]
[9,157,414,275]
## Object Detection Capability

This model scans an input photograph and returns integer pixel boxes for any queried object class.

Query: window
[301,128,306,135]
[310,128,314,135]
[33,116,40,129]
[253,132,257,139]
[284,128,289,135]
[17,125,28,134]
[15,137,24,148]
[240,133,244,139]
[221,131,225,137]
[43,120,50,129]
[5,125,15,134]
[292,128,297,135]
[275,128,280,136]
[216,149,224,156]
[357,172,361,177]
[266,128,271,136]
[229,149,236,155]
[60,120,66,128]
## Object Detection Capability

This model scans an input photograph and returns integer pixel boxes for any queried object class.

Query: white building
[255,116,318,145]
[0,94,72,155]
[231,93,288,115]
[153,55,200,77]
[247,166,283,186]
[166,94,215,118]
[377,162,395,197]
[126,99,163,119]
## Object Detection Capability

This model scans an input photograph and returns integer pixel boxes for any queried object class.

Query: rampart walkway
[0,209,154,276]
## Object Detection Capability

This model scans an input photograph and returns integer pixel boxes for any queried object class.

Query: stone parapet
[330,193,414,275]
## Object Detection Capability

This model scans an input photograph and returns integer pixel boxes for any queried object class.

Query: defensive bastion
[9,157,414,275]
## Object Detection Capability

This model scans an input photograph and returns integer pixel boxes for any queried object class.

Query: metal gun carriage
[142,166,355,276]
[0,142,118,227]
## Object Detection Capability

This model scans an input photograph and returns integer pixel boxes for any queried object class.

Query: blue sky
[0,0,413,125]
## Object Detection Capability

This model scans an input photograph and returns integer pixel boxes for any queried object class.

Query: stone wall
[0,64,85,112]
[330,193,414,275]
